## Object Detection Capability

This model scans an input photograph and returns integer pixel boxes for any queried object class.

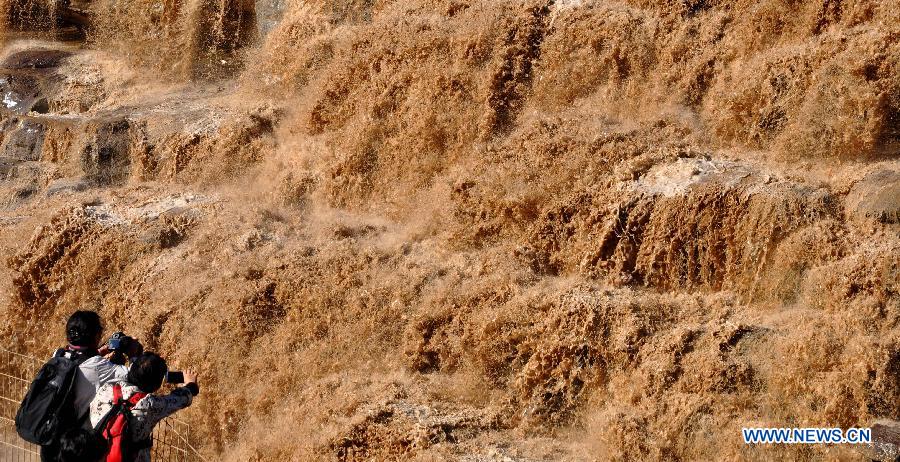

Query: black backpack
[15,348,95,445]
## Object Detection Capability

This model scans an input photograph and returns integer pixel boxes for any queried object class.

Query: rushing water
[0,1,898,460]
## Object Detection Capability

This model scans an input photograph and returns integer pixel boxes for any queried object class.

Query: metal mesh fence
[0,347,204,462]
[1,348,40,462]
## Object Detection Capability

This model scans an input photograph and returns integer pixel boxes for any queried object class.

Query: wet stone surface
[846,169,900,224]
[0,119,45,161]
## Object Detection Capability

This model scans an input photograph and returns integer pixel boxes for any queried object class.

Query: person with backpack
[16,310,143,461]
[90,353,199,462]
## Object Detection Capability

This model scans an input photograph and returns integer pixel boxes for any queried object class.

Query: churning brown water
[0,0,898,460]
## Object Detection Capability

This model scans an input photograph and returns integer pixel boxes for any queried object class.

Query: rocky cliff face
[0,1,898,460]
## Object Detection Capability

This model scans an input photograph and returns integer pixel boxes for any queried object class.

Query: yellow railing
[0,347,204,461]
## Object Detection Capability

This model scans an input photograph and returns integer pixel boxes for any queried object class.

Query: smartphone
[166,371,185,384]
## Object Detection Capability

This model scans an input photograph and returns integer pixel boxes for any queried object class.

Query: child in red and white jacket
[89,353,199,462]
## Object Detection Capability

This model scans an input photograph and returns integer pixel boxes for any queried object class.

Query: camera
[107,332,134,353]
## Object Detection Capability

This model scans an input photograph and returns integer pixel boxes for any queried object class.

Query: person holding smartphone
[89,353,199,462]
